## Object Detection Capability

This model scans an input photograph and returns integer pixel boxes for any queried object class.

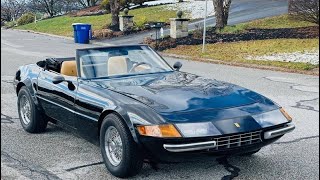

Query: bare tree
[289,0,319,24]
[62,0,83,13]
[109,0,120,31]
[213,0,232,29]
[77,0,100,7]
[1,0,27,21]
[29,0,66,17]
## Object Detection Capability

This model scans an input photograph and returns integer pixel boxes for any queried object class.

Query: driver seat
[107,56,129,76]
[61,61,77,77]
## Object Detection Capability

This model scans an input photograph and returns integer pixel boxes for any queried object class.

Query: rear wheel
[17,86,48,133]
[100,113,143,178]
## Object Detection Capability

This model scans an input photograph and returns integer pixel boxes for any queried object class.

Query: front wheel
[100,113,143,178]
[17,86,48,133]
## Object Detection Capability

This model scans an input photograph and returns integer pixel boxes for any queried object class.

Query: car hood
[92,72,278,122]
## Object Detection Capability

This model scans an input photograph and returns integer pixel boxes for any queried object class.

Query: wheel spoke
[105,126,123,166]
[20,95,31,125]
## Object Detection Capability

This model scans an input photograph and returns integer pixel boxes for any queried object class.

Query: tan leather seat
[61,61,77,77]
[108,56,128,76]
[134,64,150,72]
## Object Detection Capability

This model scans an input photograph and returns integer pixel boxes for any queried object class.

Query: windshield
[77,45,173,79]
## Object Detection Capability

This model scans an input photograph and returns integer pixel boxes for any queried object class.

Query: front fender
[14,65,42,107]
[101,100,166,144]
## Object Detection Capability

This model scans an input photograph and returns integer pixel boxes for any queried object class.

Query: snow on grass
[144,0,214,19]
[247,50,319,65]
[144,0,177,6]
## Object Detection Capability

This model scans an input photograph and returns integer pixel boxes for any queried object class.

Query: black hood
[92,72,277,122]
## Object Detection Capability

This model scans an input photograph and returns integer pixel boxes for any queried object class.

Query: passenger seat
[60,61,78,77]
[107,56,129,76]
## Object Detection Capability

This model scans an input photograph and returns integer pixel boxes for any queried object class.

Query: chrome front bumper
[163,123,295,153]
[163,141,217,152]
[264,123,295,140]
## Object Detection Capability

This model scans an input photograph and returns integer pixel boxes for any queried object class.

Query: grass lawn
[16,5,177,37]
[164,39,319,70]
[220,14,318,34]
[164,15,319,72]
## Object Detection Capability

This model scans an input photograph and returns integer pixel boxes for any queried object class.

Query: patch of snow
[246,50,319,65]
[166,0,215,19]
[144,0,178,6]
[143,0,214,19]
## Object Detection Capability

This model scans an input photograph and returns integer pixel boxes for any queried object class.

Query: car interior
[37,58,78,76]
[80,53,151,79]
[37,55,150,79]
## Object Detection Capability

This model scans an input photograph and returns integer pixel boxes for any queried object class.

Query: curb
[12,29,74,40]
[11,29,112,46]
[160,53,319,76]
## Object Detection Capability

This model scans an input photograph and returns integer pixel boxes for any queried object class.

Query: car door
[37,70,78,127]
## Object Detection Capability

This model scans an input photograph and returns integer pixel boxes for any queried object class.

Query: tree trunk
[213,0,232,30]
[213,0,224,30]
[109,0,120,31]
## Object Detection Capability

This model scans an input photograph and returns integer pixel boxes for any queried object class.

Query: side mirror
[52,75,76,91]
[52,76,65,84]
[173,61,182,71]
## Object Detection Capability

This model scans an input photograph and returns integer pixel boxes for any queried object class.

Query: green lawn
[164,39,319,70]
[220,14,318,34]
[16,6,177,37]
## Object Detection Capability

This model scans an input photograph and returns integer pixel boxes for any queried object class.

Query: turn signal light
[137,124,182,138]
[280,108,293,122]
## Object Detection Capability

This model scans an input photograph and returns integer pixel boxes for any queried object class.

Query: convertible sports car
[14,45,295,178]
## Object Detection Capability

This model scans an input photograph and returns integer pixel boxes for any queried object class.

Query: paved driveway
[1,29,319,180]
[96,0,288,45]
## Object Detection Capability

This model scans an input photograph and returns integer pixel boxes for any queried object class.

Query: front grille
[212,131,262,151]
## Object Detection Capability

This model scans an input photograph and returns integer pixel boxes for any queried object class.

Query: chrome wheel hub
[20,95,31,125]
[105,126,123,166]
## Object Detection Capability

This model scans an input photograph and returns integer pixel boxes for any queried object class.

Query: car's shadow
[130,156,255,180]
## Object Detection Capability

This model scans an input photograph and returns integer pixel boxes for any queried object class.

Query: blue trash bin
[72,23,92,44]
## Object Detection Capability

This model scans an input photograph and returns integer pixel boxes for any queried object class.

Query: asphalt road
[96,0,288,45]
[1,27,319,180]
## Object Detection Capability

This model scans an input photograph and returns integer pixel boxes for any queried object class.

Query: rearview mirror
[52,76,65,84]
[173,61,182,71]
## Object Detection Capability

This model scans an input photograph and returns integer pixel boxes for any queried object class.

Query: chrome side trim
[264,123,295,140]
[37,96,98,121]
[163,141,217,152]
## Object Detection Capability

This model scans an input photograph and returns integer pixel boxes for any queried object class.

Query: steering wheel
[129,62,151,73]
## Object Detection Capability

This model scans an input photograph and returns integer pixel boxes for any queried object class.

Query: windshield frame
[76,45,174,80]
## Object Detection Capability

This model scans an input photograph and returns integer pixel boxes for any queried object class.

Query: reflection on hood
[92,72,275,115]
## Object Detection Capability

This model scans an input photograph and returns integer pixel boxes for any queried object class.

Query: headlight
[253,109,291,128]
[280,108,293,122]
[137,124,182,138]
[175,122,222,138]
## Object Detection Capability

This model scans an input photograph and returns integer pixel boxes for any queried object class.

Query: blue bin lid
[72,23,91,26]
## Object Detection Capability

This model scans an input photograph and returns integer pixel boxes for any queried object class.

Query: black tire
[240,148,261,156]
[17,86,48,133]
[100,113,143,178]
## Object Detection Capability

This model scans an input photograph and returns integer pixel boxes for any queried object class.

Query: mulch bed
[144,26,319,51]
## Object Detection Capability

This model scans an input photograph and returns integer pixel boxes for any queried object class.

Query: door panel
[37,70,78,127]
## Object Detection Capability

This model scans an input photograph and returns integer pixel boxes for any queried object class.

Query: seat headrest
[108,56,128,76]
[61,61,77,77]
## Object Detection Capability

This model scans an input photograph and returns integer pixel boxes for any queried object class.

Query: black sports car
[14,45,295,178]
